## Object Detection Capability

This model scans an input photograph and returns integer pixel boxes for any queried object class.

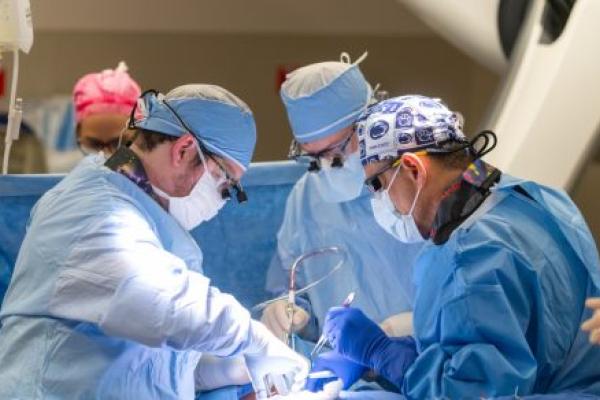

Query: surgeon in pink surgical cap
[73,61,141,156]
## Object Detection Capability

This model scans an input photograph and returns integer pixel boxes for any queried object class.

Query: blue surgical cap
[134,85,257,170]
[357,95,467,166]
[280,52,372,144]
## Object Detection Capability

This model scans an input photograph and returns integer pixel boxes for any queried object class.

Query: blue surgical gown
[401,175,600,399]
[266,172,423,336]
[0,156,256,399]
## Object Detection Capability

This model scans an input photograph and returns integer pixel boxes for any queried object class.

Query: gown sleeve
[48,204,254,357]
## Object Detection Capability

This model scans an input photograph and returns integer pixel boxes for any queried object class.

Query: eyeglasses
[364,150,428,193]
[364,158,402,193]
[78,137,122,155]
[203,151,248,203]
[288,130,354,172]
[78,125,135,156]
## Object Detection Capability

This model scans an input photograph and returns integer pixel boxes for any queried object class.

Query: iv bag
[0,0,33,54]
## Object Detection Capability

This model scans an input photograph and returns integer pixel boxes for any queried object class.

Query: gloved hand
[261,300,309,340]
[244,320,309,398]
[324,307,417,387]
[582,298,600,344]
[380,312,414,337]
[194,354,250,391]
[305,351,367,392]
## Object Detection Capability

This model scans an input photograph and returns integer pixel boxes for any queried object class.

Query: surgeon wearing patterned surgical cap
[308,95,600,398]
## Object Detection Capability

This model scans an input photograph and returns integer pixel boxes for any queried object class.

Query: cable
[2,49,21,175]
[252,246,348,312]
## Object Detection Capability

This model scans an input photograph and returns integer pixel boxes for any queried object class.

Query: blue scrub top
[266,171,423,336]
[403,174,600,399]
[0,156,255,399]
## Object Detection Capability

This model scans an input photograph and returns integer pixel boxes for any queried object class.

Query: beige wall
[9,30,600,244]
[17,31,499,161]
[572,153,600,244]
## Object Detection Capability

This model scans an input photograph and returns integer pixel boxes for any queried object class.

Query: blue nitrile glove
[305,351,367,392]
[324,307,418,387]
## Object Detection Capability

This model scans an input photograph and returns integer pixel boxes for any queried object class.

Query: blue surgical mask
[313,151,366,203]
[370,166,425,243]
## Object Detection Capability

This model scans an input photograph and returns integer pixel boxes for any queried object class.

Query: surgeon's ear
[171,133,196,167]
[400,153,427,186]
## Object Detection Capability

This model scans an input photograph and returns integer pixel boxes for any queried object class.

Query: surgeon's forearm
[98,270,255,356]
[368,336,417,391]
[169,283,255,356]
[57,214,258,356]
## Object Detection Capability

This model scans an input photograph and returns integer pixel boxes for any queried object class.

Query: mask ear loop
[193,140,226,189]
[408,181,422,216]
[193,139,209,171]
[193,139,232,201]
[386,163,402,192]
[400,153,426,215]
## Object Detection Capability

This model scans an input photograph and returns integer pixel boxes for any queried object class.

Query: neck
[417,165,465,237]
[130,144,169,209]
[427,160,501,244]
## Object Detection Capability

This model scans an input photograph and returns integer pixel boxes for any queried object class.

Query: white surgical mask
[153,143,229,231]
[313,151,366,203]
[370,165,425,243]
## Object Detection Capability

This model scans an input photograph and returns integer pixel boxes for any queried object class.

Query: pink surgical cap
[73,61,141,123]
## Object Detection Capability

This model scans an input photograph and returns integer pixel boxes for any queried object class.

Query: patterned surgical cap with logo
[356,95,466,166]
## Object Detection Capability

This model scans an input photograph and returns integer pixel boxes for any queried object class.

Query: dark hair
[133,128,177,152]
[426,130,496,170]
[429,147,474,170]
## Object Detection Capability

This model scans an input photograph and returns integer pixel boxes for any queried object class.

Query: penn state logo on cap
[415,127,434,145]
[396,130,413,145]
[395,110,413,128]
[369,120,389,140]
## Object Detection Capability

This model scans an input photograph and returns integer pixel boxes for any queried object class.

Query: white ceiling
[30,0,431,36]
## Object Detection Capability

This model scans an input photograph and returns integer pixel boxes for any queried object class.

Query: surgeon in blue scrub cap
[308,95,600,398]
[263,53,423,387]
[0,84,308,399]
